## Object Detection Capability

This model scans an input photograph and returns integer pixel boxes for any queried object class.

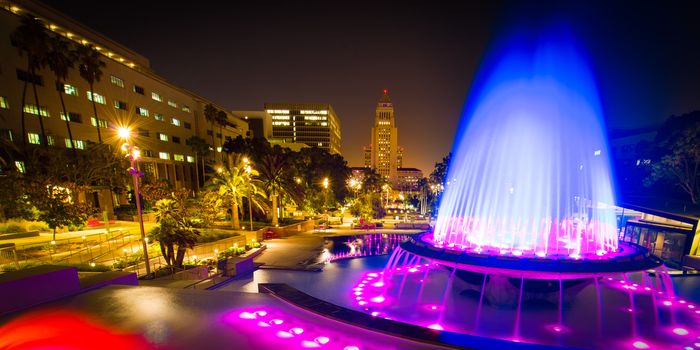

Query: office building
[264,102,341,155]
[369,90,401,181]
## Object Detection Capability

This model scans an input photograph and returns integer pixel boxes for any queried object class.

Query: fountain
[349,30,699,349]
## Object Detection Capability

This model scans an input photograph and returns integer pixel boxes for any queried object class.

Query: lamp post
[322,177,329,212]
[244,157,253,231]
[118,127,151,277]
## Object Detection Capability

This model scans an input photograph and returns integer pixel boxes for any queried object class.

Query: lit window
[158,133,168,141]
[114,100,127,110]
[182,105,191,113]
[155,114,164,121]
[74,140,85,149]
[186,155,195,163]
[47,135,55,146]
[90,117,108,128]
[87,91,106,104]
[174,154,184,161]
[28,133,41,144]
[159,152,169,160]
[151,92,162,102]
[60,112,82,123]
[15,161,25,173]
[110,75,124,87]
[133,85,144,95]
[63,84,78,96]
[272,121,290,126]
[167,100,177,108]
[171,118,180,126]
[136,107,149,117]
[272,115,290,120]
[0,96,8,109]
[216,147,222,153]
[23,104,49,117]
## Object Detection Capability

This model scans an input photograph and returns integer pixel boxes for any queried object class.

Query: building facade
[396,167,423,192]
[263,102,341,155]
[369,90,400,181]
[0,1,247,214]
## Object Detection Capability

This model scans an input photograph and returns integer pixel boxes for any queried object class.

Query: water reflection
[323,233,416,262]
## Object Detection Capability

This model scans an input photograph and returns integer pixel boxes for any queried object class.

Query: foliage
[141,178,190,208]
[209,154,267,229]
[644,117,700,204]
[148,199,201,269]
[24,180,93,239]
[255,147,303,225]
[197,229,241,243]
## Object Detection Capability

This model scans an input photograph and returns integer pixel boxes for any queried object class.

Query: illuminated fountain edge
[398,232,663,279]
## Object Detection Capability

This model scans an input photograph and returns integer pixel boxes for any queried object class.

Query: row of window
[25,132,194,163]
[108,75,191,113]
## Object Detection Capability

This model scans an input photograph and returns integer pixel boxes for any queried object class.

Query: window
[183,122,191,129]
[67,140,86,149]
[171,118,180,126]
[151,92,162,102]
[133,85,144,94]
[110,75,124,87]
[182,105,191,113]
[172,136,181,144]
[167,100,177,108]
[15,161,26,174]
[0,96,8,109]
[60,112,82,123]
[157,133,168,142]
[136,107,149,117]
[1,129,13,141]
[28,133,41,144]
[216,133,222,139]
[186,156,195,163]
[16,69,42,85]
[216,147,222,153]
[174,154,184,162]
[23,104,49,117]
[114,100,128,110]
[87,91,106,104]
[154,113,164,121]
[206,130,213,136]
[159,152,169,160]
[138,128,150,137]
[91,117,108,128]
[63,84,78,96]
[143,150,154,158]
[47,135,55,146]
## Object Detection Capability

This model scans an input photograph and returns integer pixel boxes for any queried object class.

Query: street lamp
[244,158,253,231]
[118,127,151,277]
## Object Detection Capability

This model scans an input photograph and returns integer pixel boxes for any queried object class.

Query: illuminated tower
[370,90,399,181]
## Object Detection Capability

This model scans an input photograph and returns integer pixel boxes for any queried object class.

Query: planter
[0,231,40,240]
[217,256,255,277]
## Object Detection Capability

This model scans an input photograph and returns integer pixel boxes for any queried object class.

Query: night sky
[39,1,700,174]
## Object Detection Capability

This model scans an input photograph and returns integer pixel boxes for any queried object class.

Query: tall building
[0,1,247,214]
[264,103,341,155]
[232,110,272,139]
[369,90,401,181]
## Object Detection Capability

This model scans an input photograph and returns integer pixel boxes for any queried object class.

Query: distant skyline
[39,1,700,174]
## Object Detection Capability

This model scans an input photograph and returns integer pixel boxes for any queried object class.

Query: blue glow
[434,29,617,258]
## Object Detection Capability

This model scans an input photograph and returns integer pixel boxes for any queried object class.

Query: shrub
[197,229,240,243]
[3,224,26,233]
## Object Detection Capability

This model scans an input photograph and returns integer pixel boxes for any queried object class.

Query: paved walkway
[254,232,325,270]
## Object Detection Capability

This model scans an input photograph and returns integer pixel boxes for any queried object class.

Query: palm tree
[46,35,77,150]
[216,110,228,162]
[203,103,217,153]
[185,135,212,191]
[256,150,302,226]
[210,154,265,229]
[150,199,200,269]
[10,14,49,147]
[76,44,105,143]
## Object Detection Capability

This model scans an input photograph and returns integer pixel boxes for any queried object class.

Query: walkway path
[254,232,325,270]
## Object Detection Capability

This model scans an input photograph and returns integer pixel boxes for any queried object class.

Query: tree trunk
[200,156,206,187]
[271,193,278,226]
[90,83,102,143]
[166,243,175,266]
[175,246,186,269]
[193,155,200,193]
[219,124,224,162]
[57,81,76,153]
[30,67,47,148]
[159,242,167,263]
[20,75,28,147]
[232,203,240,229]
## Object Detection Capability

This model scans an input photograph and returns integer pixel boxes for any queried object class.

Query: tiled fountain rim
[258,283,576,350]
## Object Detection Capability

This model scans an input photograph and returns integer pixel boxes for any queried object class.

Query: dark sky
[39,1,700,174]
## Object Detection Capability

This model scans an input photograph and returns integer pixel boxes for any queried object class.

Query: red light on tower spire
[383,89,388,95]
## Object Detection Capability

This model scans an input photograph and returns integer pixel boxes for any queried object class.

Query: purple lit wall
[434,31,618,259]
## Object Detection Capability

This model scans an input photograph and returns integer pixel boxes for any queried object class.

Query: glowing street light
[119,128,151,277]
[322,177,329,189]
[244,160,253,231]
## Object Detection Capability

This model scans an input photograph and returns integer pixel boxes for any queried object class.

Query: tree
[216,110,228,162]
[10,14,50,146]
[209,154,265,229]
[46,35,77,151]
[255,148,302,226]
[645,121,700,204]
[25,180,92,240]
[186,135,212,190]
[149,199,200,269]
[203,103,218,153]
[76,44,105,143]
